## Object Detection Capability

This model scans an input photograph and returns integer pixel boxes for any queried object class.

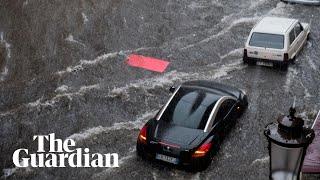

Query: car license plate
[257,61,273,67]
[155,154,179,164]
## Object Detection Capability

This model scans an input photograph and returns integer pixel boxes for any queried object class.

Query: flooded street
[0,0,319,179]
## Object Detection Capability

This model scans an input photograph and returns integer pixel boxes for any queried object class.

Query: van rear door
[247,33,285,61]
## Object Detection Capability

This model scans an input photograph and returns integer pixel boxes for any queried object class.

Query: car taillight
[138,125,147,144]
[243,49,247,57]
[192,142,212,158]
[284,53,289,61]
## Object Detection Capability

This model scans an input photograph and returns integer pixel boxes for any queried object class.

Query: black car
[136,80,248,171]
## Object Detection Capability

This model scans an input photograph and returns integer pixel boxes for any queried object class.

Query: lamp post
[264,107,315,180]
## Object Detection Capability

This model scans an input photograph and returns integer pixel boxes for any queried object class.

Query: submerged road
[0,0,319,179]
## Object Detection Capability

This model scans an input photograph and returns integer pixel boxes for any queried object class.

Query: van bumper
[282,0,320,5]
[243,56,290,66]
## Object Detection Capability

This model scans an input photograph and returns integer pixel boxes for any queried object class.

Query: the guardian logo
[12,133,119,168]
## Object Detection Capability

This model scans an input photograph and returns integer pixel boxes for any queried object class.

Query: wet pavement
[0,0,319,179]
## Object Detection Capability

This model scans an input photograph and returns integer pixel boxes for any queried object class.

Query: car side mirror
[299,24,304,31]
[169,86,175,93]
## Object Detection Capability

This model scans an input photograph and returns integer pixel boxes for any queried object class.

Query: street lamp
[264,107,315,180]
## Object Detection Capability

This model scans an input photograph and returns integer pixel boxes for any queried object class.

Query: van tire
[247,60,255,66]
[280,63,288,71]
[243,57,255,66]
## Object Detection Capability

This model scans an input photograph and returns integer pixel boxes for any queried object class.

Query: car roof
[252,17,298,35]
[181,80,240,98]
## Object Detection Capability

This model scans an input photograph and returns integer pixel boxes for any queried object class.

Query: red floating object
[126,54,169,73]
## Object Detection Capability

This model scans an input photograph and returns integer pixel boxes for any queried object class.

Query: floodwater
[0,0,319,179]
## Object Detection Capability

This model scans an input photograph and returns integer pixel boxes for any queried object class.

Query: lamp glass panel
[270,142,304,180]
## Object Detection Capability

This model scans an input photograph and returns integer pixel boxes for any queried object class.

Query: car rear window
[161,87,219,130]
[249,32,284,49]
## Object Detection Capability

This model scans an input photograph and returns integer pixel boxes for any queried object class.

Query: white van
[243,17,310,69]
[281,0,320,5]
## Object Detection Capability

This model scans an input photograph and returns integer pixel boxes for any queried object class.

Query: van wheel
[244,58,255,66]
[280,63,288,71]
[248,61,255,66]
[243,57,247,64]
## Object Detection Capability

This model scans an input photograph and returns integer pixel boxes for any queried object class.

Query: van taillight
[284,53,289,61]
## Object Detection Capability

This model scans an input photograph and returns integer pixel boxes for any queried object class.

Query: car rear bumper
[136,141,208,167]
[282,0,320,5]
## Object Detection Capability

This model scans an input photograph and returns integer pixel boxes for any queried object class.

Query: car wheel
[280,63,288,71]
[189,141,219,172]
[136,143,152,160]
[237,105,246,117]
[136,144,145,159]
[192,152,214,172]
[291,56,296,64]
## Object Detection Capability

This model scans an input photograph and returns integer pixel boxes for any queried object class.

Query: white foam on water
[79,84,100,93]
[251,156,269,166]
[110,60,245,99]
[65,34,85,47]
[0,110,15,117]
[181,17,259,50]
[267,2,293,16]
[219,48,243,60]
[2,167,17,178]
[81,13,89,24]
[249,0,268,9]
[188,1,208,10]
[306,56,317,71]
[299,81,312,99]
[210,0,223,7]
[207,60,245,79]
[123,17,128,28]
[56,52,118,75]
[27,98,42,108]
[190,172,201,180]
[26,84,100,108]
[152,172,158,180]
[0,32,12,81]
[27,96,63,108]
[1,161,32,179]
[0,67,8,81]
[55,85,69,93]
[92,147,136,179]
[65,34,75,42]
[56,47,154,75]
[23,0,29,6]
[297,111,313,123]
[284,67,298,93]
[223,152,232,159]
[108,70,194,98]
[66,110,157,142]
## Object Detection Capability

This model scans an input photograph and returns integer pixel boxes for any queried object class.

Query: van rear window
[249,33,284,49]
